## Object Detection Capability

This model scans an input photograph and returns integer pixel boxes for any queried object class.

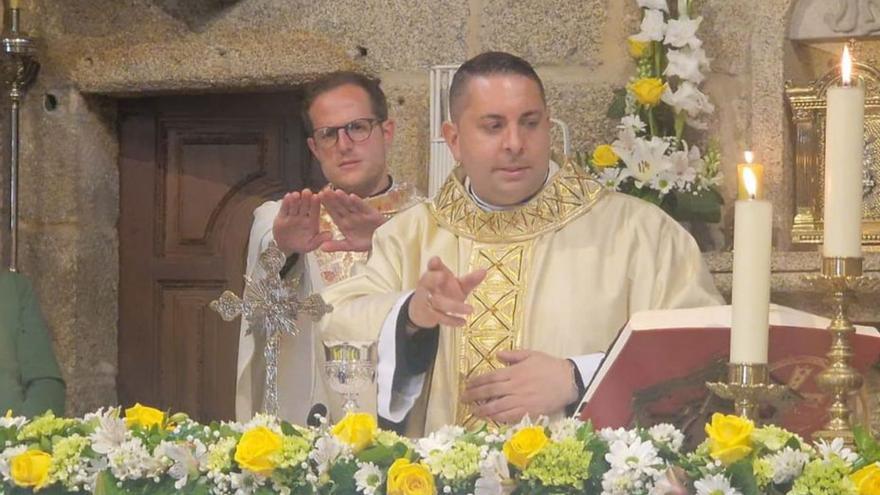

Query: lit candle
[737,151,765,200]
[823,45,865,258]
[730,166,772,364]
[8,0,19,9]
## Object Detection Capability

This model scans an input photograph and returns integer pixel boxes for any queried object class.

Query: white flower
[767,447,809,485]
[0,445,28,479]
[637,0,669,12]
[310,434,349,476]
[415,425,464,458]
[648,424,685,452]
[694,473,741,495]
[632,9,667,42]
[667,148,697,188]
[816,437,858,465]
[241,413,280,433]
[620,114,647,134]
[597,167,630,190]
[0,414,27,430]
[158,440,208,490]
[475,450,510,495]
[550,417,582,441]
[599,427,640,445]
[601,467,643,495]
[90,415,129,455]
[605,438,663,475]
[107,437,164,481]
[354,462,384,495]
[661,82,714,120]
[664,47,710,84]
[664,16,703,49]
[614,136,672,187]
[229,470,265,495]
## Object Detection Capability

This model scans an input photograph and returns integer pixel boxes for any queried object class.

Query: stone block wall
[2,0,876,415]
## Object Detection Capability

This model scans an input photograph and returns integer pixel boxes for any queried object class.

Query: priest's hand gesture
[272,189,331,256]
[318,189,386,253]
[407,257,486,332]
[462,350,579,423]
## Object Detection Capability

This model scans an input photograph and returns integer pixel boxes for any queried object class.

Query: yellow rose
[331,412,377,453]
[124,403,165,429]
[592,144,620,168]
[234,426,282,475]
[10,450,52,489]
[627,37,651,59]
[628,77,666,107]
[704,413,754,465]
[502,426,549,471]
[852,463,880,495]
[387,458,436,495]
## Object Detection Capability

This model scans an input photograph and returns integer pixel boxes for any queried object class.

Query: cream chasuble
[235,181,421,423]
[319,162,723,435]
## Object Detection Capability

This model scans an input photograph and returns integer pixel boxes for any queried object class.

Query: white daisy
[550,417,582,441]
[694,473,742,495]
[601,467,643,495]
[354,462,383,495]
[605,438,663,475]
[767,446,809,485]
[415,425,464,458]
[648,424,685,452]
[596,166,629,190]
[620,114,647,134]
[599,427,639,445]
[815,437,858,465]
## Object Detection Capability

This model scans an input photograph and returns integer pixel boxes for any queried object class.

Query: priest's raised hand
[407,257,486,330]
[462,349,580,424]
[318,189,386,253]
[272,189,332,256]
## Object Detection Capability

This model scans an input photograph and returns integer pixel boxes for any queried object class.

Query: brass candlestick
[2,5,39,272]
[806,257,879,443]
[707,363,785,421]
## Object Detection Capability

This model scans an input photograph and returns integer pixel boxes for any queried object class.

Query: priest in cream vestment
[236,71,421,423]
[318,52,723,435]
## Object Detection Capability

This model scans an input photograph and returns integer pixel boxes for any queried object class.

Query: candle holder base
[805,257,879,443]
[706,363,785,422]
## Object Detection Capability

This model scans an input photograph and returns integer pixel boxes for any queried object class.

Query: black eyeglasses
[311,118,383,149]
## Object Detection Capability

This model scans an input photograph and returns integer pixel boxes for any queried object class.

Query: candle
[8,0,19,9]
[730,166,772,364]
[823,45,865,258]
[737,151,765,200]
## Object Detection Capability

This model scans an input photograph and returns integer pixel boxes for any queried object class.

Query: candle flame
[842,45,853,86]
[744,151,754,164]
[743,166,758,199]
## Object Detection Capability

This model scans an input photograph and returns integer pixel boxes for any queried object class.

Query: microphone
[307,403,328,427]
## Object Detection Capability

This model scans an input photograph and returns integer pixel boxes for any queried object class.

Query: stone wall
[4,0,877,415]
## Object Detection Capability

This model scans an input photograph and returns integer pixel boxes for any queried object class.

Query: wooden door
[118,93,320,422]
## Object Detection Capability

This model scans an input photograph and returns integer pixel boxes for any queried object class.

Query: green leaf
[728,459,760,495]
[281,421,298,437]
[854,425,880,463]
[94,472,121,495]
[667,188,722,223]
[356,444,397,465]
[328,460,359,493]
[607,88,628,120]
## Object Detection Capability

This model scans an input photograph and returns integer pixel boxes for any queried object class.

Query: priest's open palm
[408,256,486,331]
[318,189,386,252]
[272,189,331,256]
[462,349,579,424]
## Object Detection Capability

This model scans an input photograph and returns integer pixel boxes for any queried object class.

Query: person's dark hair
[448,51,546,121]
[301,71,389,135]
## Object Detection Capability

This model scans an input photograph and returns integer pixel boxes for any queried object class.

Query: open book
[577,305,880,444]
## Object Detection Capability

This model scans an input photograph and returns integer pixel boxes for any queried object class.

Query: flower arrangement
[3,406,880,495]
[581,0,724,223]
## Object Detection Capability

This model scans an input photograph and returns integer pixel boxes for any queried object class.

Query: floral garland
[581,0,724,223]
[2,406,880,495]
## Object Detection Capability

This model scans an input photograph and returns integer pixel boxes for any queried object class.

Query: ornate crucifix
[210,240,332,416]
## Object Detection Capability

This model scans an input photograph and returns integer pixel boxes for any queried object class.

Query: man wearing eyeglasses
[236,72,421,424]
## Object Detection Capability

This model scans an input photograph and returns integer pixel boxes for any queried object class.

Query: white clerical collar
[464,160,560,212]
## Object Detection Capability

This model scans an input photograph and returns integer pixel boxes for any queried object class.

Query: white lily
[632,9,667,42]
[664,16,703,49]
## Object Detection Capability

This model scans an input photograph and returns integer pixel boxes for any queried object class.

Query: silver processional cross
[209,240,332,416]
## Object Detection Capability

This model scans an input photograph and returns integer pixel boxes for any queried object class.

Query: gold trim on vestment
[456,241,532,429]
[429,160,606,243]
[312,182,423,286]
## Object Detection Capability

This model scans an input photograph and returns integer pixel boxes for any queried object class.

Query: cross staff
[210,240,332,416]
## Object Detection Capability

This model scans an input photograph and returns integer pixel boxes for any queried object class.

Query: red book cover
[578,305,880,443]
